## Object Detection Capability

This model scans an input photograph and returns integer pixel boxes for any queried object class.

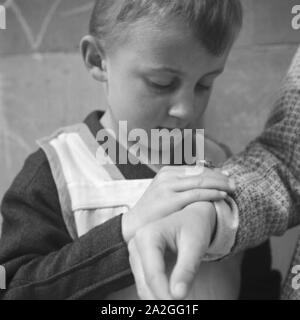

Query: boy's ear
[80,35,107,82]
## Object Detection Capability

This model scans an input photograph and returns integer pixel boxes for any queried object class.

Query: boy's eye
[195,82,212,92]
[146,78,177,92]
[150,81,172,88]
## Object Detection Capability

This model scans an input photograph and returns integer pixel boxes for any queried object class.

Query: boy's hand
[128,201,217,300]
[122,166,235,242]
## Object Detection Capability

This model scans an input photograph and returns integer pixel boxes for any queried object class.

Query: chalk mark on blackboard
[2,1,95,52]
[4,0,62,52]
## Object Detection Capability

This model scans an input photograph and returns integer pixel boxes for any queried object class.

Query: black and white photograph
[0,0,300,303]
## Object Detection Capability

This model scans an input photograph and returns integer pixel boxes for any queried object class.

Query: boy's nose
[168,95,196,124]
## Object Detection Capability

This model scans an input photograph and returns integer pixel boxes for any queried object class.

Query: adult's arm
[0,149,133,300]
[223,46,300,254]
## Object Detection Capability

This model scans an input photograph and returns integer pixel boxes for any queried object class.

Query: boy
[0,0,279,299]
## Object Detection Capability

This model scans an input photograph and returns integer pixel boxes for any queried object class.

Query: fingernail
[220,191,227,197]
[222,170,230,176]
[173,283,187,299]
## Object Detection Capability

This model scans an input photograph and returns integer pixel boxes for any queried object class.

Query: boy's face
[100,17,232,136]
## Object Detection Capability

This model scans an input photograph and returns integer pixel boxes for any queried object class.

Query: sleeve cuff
[203,196,239,261]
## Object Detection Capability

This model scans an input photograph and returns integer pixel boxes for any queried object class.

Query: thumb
[169,228,207,300]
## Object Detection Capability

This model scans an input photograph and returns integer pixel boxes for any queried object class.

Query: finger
[155,166,197,183]
[128,240,156,300]
[136,226,173,300]
[174,189,228,206]
[164,166,230,178]
[161,165,200,172]
[180,165,205,177]
[211,167,232,177]
[221,169,231,176]
[208,167,232,177]
[174,175,235,193]
[157,165,194,176]
[160,165,218,177]
[169,225,209,300]
[184,189,228,201]
[178,167,232,181]
[199,168,234,181]
[175,166,230,178]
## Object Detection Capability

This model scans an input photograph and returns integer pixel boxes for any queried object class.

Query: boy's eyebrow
[145,66,224,77]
